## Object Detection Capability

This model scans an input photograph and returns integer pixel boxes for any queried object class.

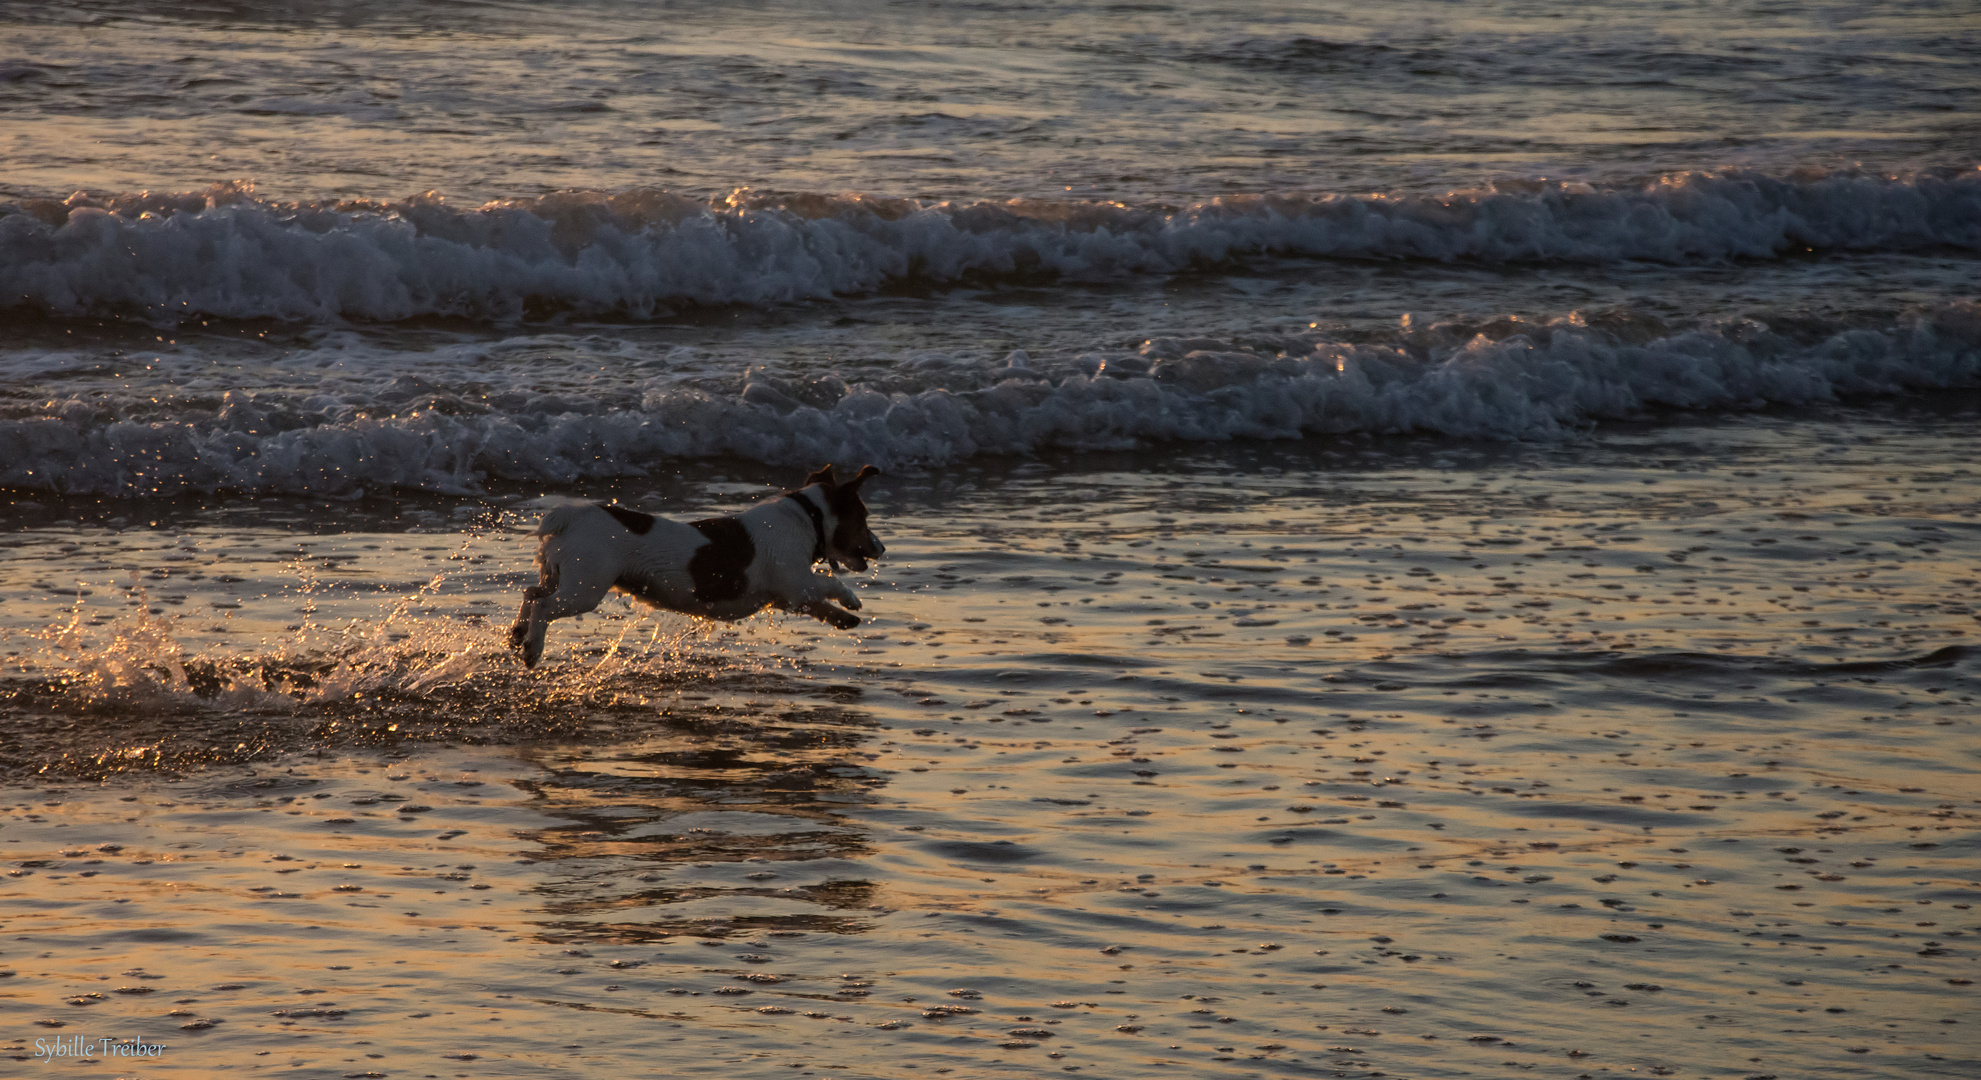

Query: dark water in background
[5,0,1977,203]
[1,2,1978,1077]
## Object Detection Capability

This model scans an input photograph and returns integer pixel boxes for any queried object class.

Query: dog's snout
[866,531,885,558]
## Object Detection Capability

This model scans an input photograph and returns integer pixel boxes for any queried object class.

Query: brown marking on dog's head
[804,463,884,572]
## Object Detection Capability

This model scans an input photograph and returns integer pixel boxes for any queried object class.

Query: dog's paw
[796,599,861,630]
[840,594,862,611]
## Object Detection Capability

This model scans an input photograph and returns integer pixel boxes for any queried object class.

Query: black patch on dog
[687,517,754,603]
[601,504,656,535]
[784,492,828,562]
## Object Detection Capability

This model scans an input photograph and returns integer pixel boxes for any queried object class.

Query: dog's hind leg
[511,546,617,668]
[509,565,560,667]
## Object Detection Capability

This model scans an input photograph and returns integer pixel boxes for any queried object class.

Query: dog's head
[805,464,885,572]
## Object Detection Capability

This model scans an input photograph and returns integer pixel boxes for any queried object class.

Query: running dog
[510,464,884,667]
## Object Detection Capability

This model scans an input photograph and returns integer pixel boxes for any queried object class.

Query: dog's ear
[846,465,880,491]
[804,464,838,488]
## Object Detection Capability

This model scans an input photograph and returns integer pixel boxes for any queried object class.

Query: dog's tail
[534,501,597,538]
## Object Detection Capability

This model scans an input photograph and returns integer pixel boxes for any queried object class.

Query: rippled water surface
[7,0,1976,203]
[3,411,1976,1077]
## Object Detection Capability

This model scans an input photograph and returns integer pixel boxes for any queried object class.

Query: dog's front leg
[794,598,861,630]
[816,571,861,611]
[783,571,861,629]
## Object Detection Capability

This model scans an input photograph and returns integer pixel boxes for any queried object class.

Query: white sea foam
[3,303,1975,496]
[1,169,1976,321]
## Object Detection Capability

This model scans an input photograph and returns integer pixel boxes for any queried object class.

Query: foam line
[3,303,1975,496]
[1,169,1976,320]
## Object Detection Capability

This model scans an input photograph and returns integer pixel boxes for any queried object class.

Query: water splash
[0,527,821,779]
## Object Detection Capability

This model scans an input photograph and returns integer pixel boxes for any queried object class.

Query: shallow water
[3,0,1979,1076]
[3,410,1977,1078]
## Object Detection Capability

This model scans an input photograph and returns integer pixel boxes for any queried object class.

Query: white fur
[510,483,874,667]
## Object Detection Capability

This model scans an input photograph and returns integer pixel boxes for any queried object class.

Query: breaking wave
[1,168,1977,321]
[4,302,1977,496]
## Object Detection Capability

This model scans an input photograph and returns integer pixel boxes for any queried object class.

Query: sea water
[0,2,1976,1077]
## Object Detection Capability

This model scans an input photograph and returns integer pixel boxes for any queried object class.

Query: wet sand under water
[1,403,1977,1079]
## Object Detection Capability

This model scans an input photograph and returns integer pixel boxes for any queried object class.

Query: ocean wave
[1,168,1977,321]
[3,302,1976,496]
